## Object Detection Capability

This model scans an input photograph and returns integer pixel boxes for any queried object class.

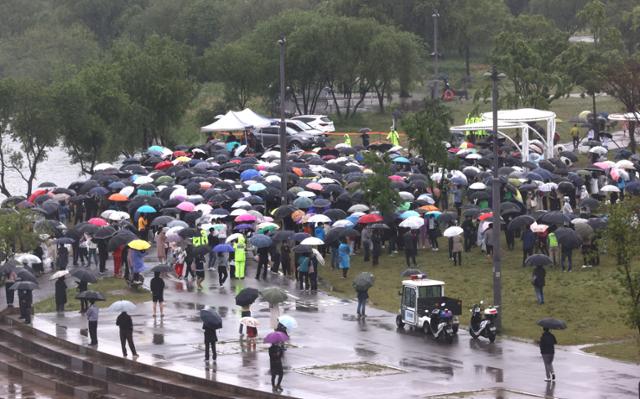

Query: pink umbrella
[389,175,404,182]
[235,214,257,223]
[177,201,195,212]
[593,161,614,170]
[306,182,323,191]
[88,217,108,226]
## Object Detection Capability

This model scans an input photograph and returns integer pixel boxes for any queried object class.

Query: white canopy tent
[608,112,640,122]
[450,120,529,160]
[481,108,557,160]
[200,108,272,132]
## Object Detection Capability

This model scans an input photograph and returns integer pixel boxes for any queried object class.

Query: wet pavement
[0,374,73,399]
[9,261,636,399]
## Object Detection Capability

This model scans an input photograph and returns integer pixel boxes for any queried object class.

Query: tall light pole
[431,9,440,100]
[488,65,504,330]
[278,34,287,205]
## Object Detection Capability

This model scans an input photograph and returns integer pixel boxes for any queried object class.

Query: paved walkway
[3,256,638,399]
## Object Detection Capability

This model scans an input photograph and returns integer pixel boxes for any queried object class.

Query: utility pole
[489,65,503,330]
[431,9,440,100]
[278,34,287,205]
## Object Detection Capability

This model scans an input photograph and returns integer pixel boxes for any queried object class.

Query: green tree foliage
[0,0,52,38]
[53,62,134,174]
[402,99,453,171]
[0,210,39,254]
[528,0,588,31]
[488,15,571,109]
[359,152,401,217]
[603,53,640,153]
[606,197,640,335]
[111,35,195,148]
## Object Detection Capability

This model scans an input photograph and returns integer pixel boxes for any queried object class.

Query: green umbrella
[154,175,174,185]
[260,287,288,305]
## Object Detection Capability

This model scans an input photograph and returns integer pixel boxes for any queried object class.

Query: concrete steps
[0,316,294,399]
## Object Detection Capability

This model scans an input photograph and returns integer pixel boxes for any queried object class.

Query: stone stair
[0,312,295,399]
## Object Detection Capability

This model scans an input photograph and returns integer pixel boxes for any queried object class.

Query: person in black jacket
[532,265,546,305]
[77,280,88,313]
[255,246,269,280]
[356,288,369,318]
[150,272,165,317]
[539,327,557,382]
[203,323,217,364]
[403,230,417,268]
[269,343,284,391]
[18,288,33,324]
[55,276,67,312]
[97,239,108,273]
[116,311,137,357]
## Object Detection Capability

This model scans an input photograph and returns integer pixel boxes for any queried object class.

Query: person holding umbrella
[539,327,557,382]
[255,245,269,281]
[269,342,285,392]
[18,285,33,324]
[77,279,88,313]
[356,286,369,318]
[353,272,374,318]
[55,275,67,312]
[116,310,138,357]
[150,272,165,317]
[561,243,573,272]
[280,241,291,277]
[234,235,246,279]
[403,230,418,268]
[4,267,17,307]
[200,308,222,365]
[86,299,99,345]
[532,264,546,305]
[216,250,229,286]
[297,251,310,290]
[338,239,351,278]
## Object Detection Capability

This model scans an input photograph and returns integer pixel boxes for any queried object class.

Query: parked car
[254,125,326,150]
[292,115,335,133]
[283,119,326,138]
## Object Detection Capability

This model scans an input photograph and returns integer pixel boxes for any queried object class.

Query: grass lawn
[34,277,149,313]
[583,338,640,363]
[318,237,639,357]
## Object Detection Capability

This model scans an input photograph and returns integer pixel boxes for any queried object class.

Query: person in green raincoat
[387,129,400,146]
[343,133,352,146]
[234,235,246,279]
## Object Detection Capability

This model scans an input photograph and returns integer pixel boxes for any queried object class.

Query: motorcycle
[469,301,498,343]
[423,304,455,344]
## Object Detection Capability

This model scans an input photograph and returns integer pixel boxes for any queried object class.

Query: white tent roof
[200,108,272,132]
[481,108,556,122]
[450,120,526,132]
[608,112,640,121]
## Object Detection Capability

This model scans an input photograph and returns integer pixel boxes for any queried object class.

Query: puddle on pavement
[426,388,546,398]
[295,361,406,381]
[194,339,299,356]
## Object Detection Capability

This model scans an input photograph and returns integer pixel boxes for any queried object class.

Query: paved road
[8,258,637,399]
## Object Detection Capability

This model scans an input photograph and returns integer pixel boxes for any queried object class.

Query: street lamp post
[488,65,503,330]
[431,9,440,100]
[278,34,287,205]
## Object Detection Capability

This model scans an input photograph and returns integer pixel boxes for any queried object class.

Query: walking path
[2,256,638,399]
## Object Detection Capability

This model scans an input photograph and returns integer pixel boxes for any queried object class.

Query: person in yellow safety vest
[192,229,208,247]
[473,116,487,136]
[465,114,474,137]
[234,235,246,279]
[344,133,352,146]
[387,129,400,146]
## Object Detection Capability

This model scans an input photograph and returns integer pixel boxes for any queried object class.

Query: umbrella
[261,287,288,305]
[400,268,425,277]
[292,232,310,242]
[107,300,136,313]
[525,254,553,267]
[150,215,175,226]
[587,218,607,230]
[537,318,567,330]
[235,288,260,306]
[239,317,260,327]
[55,237,76,245]
[358,214,383,224]
[149,263,172,273]
[300,237,324,246]
[263,331,289,344]
[200,309,223,329]
[225,233,244,243]
[49,270,70,280]
[308,214,332,224]
[443,226,463,237]
[75,290,105,301]
[574,223,594,240]
[538,211,571,226]
[136,205,157,214]
[293,244,313,254]
[15,254,41,265]
[128,239,151,251]
[88,217,108,226]
[8,281,38,291]
[16,269,37,283]
[555,227,582,249]
[399,217,424,229]
[508,214,535,231]
[71,268,98,283]
[272,230,294,242]
[94,226,117,240]
[353,272,375,291]
[213,244,234,253]
[249,234,273,248]
[277,315,298,330]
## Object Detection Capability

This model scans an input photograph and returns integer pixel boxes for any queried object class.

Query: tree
[111,35,195,148]
[606,197,640,335]
[359,152,401,217]
[603,53,640,153]
[402,99,453,174]
[53,62,134,174]
[0,79,58,197]
[528,0,588,31]
[0,210,39,254]
[577,0,607,46]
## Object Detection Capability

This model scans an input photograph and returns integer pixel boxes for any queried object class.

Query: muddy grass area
[295,361,406,380]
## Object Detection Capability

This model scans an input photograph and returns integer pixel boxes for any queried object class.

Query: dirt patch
[295,361,406,380]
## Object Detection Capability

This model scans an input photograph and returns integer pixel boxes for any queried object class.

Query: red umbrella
[154,160,172,170]
[173,150,187,157]
[358,214,383,224]
[88,217,108,226]
[28,189,50,203]
[478,212,493,221]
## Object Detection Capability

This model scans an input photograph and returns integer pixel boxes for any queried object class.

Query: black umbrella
[353,272,375,291]
[9,281,38,291]
[524,254,553,267]
[56,237,76,245]
[537,318,567,330]
[150,263,173,273]
[71,268,98,283]
[587,217,607,230]
[508,215,535,231]
[370,223,389,230]
[200,309,223,329]
[150,215,175,226]
[555,227,582,249]
[293,244,312,254]
[538,211,571,226]
[581,197,600,210]
[400,268,424,277]
[437,211,458,225]
[76,223,99,235]
[16,269,38,283]
[94,226,117,240]
[292,232,310,242]
[107,230,138,251]
[273,205,297,219]
[75,290,105,301]
[235,288,259,306]
[192,245,210,257]
[272,230,294,242]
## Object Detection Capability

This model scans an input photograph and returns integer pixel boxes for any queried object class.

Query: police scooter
[423,303,455,344]
[469,301,498,343]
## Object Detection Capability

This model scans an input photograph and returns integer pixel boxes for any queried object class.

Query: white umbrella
[194,204,213,215]
[226,233,244,243]
[600,184,620,193]
[417,194,435,204]
[230,208,248,216]
[443,226,464,237]
[398,191,415,201]
[107,300,137,313]
[571,218,589,224]
[589,146,608,155]
[308,214,331,224]
[169,187,188,200]
[261,150,281,159]
[231,200,252,209]
[15,253,41,265]
[297,191,316,198]
[49,270,70,280]
[101,210,115,219]
[348,204,369,213]
[300,237,324,246]
[615,159,635,170]
[94,163,114,171]
[109,211,130,222]
[119,186,135,198]
[312,248,325,265]
[469,182,486,190]
[265,175,281,183]
[466,153,482,160]
[332,219,354,228]
[234,144,247,157]
[430,172,443,183]
[133,175,153,185]
[530,222,549,233]
[538,183,558,192]
[399,216,424,229]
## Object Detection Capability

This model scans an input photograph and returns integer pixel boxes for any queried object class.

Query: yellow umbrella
[174,156,192,163]
[128,239,151,251]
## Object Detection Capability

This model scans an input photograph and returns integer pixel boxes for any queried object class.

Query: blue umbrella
[89,186,109,196]
[400,210,420,219]
[248,183,267,192]
[148,145,165,153]
[392,156,410,164]
[249,234,273,248]
[234,224,254,231]
[225,141,240,152]
[213,244,234,253]
[277,315,298,330]
[137,204,156,214]
[293,197,313,209]
[346,214,360,225]
[108,181,126,190]
[426,210,442,218]
[241,169,260,181]
[292,232,310,242]
[451,177,467,186]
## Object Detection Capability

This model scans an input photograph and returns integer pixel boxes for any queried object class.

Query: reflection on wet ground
[0,376,73,399]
